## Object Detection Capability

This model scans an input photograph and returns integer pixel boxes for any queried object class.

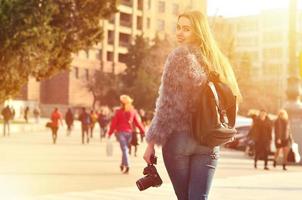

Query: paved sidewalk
[20,171,301,200]
[1,125,302,200]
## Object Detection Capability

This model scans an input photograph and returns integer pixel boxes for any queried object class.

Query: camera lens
[136,176,154,191]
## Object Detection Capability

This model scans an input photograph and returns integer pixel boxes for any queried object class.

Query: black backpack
[191,71,237,148]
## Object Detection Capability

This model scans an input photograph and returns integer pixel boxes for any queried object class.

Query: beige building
[227,9,302,107]
[230,9,302,81]
[10,0,206,117]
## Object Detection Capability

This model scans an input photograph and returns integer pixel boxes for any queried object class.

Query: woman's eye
[183,28,189,32]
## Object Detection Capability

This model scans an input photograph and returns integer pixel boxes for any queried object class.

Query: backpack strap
[208,82,219,106]
[208,81,229,125]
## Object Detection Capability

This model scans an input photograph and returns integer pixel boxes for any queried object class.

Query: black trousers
[254,142,270,167]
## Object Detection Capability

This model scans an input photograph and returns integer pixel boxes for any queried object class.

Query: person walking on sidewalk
[143,10,241,200]
[253,110,273,170]
[1,105,13,137]
[65,108,74,136]
[89,110,98,138]
[107,95,145,174]
[50,107,63,144]
[78,107,91,144]
[273,109,292,170]
[33,107,41,123]
[24,106,30,123]
[98,107,111,140]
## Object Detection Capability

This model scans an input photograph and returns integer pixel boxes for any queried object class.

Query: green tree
[126,35,172,110]
[86,70,119,108]
[120,34,150,88]
[0,0,117,102]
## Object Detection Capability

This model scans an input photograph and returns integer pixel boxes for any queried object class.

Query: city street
[1,123,302,200]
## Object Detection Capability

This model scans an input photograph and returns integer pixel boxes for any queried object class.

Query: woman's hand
[143,142,155,164]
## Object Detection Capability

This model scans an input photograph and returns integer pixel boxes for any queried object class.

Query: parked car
[224,116,252,151]
[225,115,277,159]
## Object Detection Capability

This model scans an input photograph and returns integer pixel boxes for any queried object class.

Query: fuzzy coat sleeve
[146,46,206,146]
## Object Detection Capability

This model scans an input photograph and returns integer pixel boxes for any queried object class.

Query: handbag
[288,142,301,163]
[45,122,53,128]
[106,139,113,157]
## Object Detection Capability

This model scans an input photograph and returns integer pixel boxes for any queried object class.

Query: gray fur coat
[146,45,207,146]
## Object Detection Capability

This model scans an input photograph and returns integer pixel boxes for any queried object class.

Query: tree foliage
[86,70,119,108]
[120,34,151,88]
[123,35,172,110]
[87,35,172,110]
[0,0,117,102]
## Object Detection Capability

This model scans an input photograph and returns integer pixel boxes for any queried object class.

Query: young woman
[107,95,145,174]
[274,109,292,170]
[143,10,241,200]
[50,107,63,144]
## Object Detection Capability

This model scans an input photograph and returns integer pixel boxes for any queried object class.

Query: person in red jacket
[107,95,145,174]
[50,107,63,144]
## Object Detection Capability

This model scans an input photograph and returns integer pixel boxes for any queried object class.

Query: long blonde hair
[178,11,242,101]
[120,94,134,112]
[278,109,288,120]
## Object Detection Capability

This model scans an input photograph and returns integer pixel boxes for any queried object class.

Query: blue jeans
[162,132,219,200]
[117,131,132,167]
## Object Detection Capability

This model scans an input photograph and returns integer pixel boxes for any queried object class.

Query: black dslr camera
[136,155,163,191]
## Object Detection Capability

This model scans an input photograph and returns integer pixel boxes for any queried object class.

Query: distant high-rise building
[228,9,302,107]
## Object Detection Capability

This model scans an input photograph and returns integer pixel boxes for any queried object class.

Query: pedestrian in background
[78,107,91,144]
[90,110,98,138]
[65,108,74,136]
[24,106,30,123]
[107,95,145,174]
[273,109,292,170]
[253,110,272,170]
[33,107,41,123]
[246,110,259,156]
[1,105,13,137]
[50,107,63,144]
[98,107,111,140]
[143,10,242,200]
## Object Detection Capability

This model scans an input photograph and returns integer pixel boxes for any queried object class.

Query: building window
[157,19,165,31]
[147,18,151,29]
[75,67,79,79]
[107,51,113,61]
[119,33,130,47]
[108,14,115,24]
[108,30,114,45]
[137,16,143,30]
[172,4,179,15]
[119,53,128,63]
[138,0,143,10]
[158,1,165,13]
[85,69,89,81]
[148,0,151,10]
[121,0,132,6]
[120,12,132,27]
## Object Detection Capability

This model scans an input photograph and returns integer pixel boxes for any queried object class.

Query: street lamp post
[284,0,302,163]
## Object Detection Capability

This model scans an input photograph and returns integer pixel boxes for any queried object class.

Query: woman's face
[176,16,197,45]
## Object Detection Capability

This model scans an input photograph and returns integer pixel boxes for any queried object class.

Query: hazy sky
[207,0,302,17]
